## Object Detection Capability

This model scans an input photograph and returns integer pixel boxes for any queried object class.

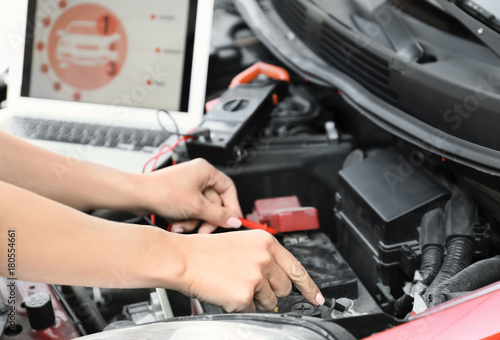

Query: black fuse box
[334,147,450,305]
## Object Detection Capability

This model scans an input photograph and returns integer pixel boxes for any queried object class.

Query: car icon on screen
[56,20,121,73]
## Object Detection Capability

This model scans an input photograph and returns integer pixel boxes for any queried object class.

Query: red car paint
[1,280,79,340]
[365,282,500,340]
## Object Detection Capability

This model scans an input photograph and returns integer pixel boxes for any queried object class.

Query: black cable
[394,246,445,317]
[156,109,180,136]
[394,209,445,318]
[51,285,87,336]
[143,216,158,227]
[394,294,413,318]
[71,287,107,332]
[122,216,145,224]
[156,109,210,140]
[122,216,158,227]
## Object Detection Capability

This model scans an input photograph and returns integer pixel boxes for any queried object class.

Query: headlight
[76,314,353,340]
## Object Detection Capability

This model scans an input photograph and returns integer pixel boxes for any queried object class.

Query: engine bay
[3,1,500,339]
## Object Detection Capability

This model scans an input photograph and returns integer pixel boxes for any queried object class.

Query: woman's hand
[139,159,243,233]
[137,160,326,311]
[173,230,325,312]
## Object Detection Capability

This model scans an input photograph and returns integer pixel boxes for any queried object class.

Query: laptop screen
[20,0,198,113]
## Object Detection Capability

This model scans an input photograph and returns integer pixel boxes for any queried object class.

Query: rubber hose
[419,245,445,286]
[427,256,500,307]
[423,237,474,305]
[394,245,444,317]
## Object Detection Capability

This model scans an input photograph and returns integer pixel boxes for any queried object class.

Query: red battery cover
[253,196,300,225]
[247,196,319,233]
[271,207,319,232]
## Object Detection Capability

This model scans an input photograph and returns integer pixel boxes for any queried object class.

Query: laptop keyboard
[12,117,170,153]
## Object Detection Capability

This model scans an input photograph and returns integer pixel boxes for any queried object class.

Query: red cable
[151,144,170,170]
[142,135,192,173]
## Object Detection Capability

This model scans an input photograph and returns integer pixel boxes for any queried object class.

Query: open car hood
[235,0,500,176]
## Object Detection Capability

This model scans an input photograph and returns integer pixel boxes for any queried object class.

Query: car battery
[193,231,365,316]
[283,232,358,299]
[246,196,320,233]
[334,147,450,304]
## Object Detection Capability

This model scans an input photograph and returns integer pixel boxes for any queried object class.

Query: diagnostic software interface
[21,0,198,112]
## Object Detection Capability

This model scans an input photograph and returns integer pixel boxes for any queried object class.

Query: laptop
[0,0,213,173]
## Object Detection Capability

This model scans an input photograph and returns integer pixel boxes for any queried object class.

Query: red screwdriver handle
[239,218,277,235]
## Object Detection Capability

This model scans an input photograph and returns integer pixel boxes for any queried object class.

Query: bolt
[291,302,315,316]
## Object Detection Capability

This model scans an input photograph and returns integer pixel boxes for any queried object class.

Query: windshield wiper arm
[435,0,500,57]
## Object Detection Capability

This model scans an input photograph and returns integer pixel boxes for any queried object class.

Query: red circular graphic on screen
[47,4,127,90]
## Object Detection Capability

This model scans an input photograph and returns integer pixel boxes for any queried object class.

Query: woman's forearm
[0,131,145,212]
[0,180,181,288]
[0,180,324,312]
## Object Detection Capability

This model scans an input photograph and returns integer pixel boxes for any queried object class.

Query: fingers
[269,240,324,306]
[254,280,278,311]
[171,220,198,233]
[268,262,293,297]
[198,222,217,234]
[225,290,256,313]
[193,192,242,230]
[240,301,257,314]
[197,190,221,234]
[199,160,243,218]
[172,220,218,234]
[204,188,221,205]
[171,189,225,234]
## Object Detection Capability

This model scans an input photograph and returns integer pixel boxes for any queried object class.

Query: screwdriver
[238,218,277,235]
